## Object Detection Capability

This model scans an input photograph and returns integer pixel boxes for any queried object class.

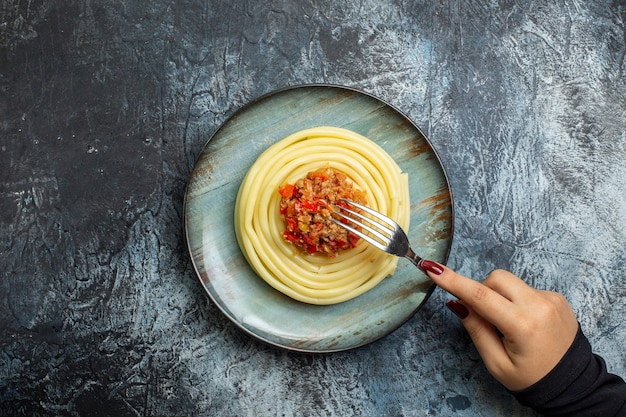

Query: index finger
[418,260,518,333]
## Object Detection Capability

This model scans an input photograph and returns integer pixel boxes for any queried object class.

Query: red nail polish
[446,300,469,319]
[417,259,444,276]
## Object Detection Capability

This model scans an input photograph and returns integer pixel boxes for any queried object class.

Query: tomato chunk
[278,183,296,199]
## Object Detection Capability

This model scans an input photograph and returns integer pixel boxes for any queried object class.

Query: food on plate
[278,166,367,258]
[234,126,410,305]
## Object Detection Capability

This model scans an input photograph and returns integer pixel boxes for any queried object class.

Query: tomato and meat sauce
[278,167,367,257]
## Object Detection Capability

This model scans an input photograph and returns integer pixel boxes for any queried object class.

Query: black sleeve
[511,325,626,416]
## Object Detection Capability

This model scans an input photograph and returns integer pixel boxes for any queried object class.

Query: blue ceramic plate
[184,85,453,352]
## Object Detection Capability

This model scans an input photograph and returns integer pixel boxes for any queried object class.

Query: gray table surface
[1,1,625,416]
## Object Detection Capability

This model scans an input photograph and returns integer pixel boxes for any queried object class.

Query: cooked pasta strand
[234,126,410,305]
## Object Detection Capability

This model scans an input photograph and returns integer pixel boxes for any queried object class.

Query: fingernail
[417,259,444,276]
[446,300,469,319]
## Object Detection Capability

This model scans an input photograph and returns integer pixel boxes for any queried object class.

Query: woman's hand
[418,260,580,392]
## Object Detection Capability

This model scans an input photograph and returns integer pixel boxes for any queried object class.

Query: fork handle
[404,248,423,268]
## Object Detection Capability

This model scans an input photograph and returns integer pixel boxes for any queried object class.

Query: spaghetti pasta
[234,126,410,305]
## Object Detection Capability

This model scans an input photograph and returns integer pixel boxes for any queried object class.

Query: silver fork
[331,198,423,268]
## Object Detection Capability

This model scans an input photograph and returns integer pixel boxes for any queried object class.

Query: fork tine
[333,199,422,267]
[333,209,391,242]
[330,215,389,252]
[336,207,393,239]
[332,199,399,253]
[337,198,397,229]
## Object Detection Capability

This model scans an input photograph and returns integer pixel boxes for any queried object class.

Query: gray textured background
[1,1,625,416]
